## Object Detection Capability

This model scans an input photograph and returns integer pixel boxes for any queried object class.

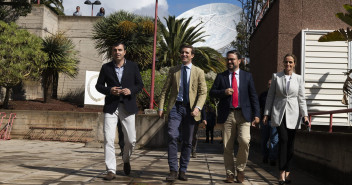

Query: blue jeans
[260,121,278,160]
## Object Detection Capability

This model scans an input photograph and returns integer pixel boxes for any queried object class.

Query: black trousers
[277,114,296,171]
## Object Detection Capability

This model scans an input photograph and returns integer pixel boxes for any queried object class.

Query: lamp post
[149,0,158,109]
[84,0,101,16]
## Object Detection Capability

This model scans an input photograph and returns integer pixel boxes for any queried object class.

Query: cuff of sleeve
[158,109,163,111]
[195,106,201,110]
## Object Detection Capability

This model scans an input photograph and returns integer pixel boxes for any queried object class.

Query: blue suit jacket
[210,70,260,123]
[95,60,143,114]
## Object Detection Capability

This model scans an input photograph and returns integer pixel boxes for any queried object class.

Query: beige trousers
[222,110,251,175]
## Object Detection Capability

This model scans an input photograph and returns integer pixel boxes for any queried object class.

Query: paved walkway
[0,139,330,185]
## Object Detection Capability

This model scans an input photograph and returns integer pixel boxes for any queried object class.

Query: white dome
[176,3,242,51]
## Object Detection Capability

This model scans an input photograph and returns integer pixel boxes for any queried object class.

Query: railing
[25,127,93,143]
[308,108,352,133]
[142,87,158,108]
[0,113,16,140]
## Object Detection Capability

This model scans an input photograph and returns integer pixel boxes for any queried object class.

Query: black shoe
[178,171,188,181]
[210,140,213,144]
[191,152,197,158]
[269,160,276,166]
[285,179,291,184]
[262,158,268,164]
[166,171,178,182]
[123,162,131,175]
[278,180,285,185]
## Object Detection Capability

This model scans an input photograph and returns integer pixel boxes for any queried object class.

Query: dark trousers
[205,124,214,142]
[167,103,196,172]
[191,121,200,153]
[277,114,296,171]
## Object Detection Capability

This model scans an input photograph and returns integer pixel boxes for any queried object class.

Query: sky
[63,0,242,18]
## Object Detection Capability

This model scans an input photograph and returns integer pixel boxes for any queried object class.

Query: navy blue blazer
[209,70,260,123]
[95,60,144,114]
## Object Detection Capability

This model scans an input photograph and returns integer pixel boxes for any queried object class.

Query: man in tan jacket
[158,45,207,182]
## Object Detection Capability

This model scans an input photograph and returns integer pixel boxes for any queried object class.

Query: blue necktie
[183,66,189,104]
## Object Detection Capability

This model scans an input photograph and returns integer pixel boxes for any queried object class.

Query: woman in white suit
[262,54,308,185]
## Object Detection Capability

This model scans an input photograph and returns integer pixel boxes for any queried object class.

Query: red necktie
[232,72,238,108]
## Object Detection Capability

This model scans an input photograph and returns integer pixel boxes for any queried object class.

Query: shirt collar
[229,69,240,75]
[182,63,192,69]
[114,59,126,68]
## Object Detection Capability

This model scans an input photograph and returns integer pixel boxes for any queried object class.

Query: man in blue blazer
[210,50,260,183]
[96,42,143,180]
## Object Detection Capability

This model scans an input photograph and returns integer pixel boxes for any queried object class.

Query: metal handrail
[308,108,352,133]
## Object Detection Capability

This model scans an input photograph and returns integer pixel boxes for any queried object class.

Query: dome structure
[176,3,242,53]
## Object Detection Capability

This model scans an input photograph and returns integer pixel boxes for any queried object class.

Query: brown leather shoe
[103,171,116,180]
[166,171,178,182]
[236,170,245,183]
[225,174,235,183]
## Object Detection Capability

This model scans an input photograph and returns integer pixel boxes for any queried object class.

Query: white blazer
[264,71,308,129]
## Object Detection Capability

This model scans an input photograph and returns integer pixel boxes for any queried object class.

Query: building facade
[14,4,104,101]
[250,0,351,126]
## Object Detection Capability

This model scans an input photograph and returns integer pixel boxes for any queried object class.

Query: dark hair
[226,50,242,60]
[76,6,80,9]
[112,42,126,50]
[100,7,105,13]
[283,53,297,63]
[180,45,194,54]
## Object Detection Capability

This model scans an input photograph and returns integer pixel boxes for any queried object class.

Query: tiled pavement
[0,139,331,185]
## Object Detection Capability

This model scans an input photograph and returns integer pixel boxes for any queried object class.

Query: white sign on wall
[84,71,105,105]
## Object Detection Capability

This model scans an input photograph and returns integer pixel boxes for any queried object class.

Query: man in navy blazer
[96,42,143,180]
[210,50,260,183]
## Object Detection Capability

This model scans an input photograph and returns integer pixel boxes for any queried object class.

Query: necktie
[183,66,189,103]
[232,72,238,108]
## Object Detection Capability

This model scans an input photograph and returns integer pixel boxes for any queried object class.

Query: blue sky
[63,0,242,18]
[168,0,242,16]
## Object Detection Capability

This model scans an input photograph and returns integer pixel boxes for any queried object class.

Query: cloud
[63,0,168,17]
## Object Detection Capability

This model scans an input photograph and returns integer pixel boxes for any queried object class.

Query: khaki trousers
[222,110,251,175]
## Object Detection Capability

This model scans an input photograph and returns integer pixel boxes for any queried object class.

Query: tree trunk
[42,70,53,103]
[3,87,11,109]
[52,71,58,99]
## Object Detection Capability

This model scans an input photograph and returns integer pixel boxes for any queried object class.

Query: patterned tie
[232,72,238,108]
[183,66,189,103]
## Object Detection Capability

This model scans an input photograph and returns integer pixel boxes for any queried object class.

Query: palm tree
[158,16,226,72]
[92,10,156,71]
[41,32,79,103]
[319,4,352,42]
[32,0,64,15]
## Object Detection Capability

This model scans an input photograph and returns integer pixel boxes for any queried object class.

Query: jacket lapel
[175,64,181,92]
[109,61,119,82]
[120,60,128,85]
[279,71,287,95]
[288,73,297,95]
[189,65,195,91]
[224,70,230,88]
